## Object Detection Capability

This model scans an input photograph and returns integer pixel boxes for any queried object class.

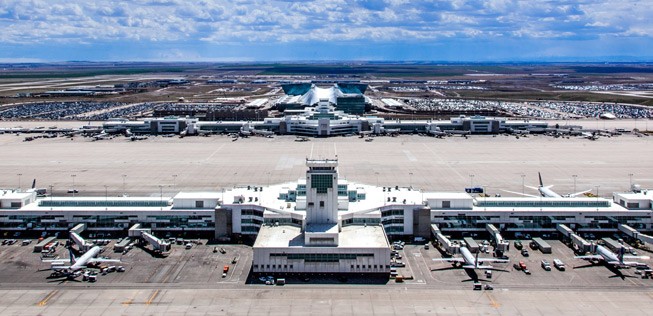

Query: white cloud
[0,0,651,46]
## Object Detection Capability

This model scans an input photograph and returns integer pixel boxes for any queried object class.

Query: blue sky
[0,0,651,62]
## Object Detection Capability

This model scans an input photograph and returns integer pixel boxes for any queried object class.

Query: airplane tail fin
[618,247,625,263]
[31,179,36,189]
[538,172,544,187]
[475,251,480,269]
[69,247,76,265]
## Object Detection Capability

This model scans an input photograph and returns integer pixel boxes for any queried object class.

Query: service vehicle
[519,261,527,270]
[553,259,566,271]
[541,259,551,271]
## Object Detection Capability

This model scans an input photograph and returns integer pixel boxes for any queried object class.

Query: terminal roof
[254,224,389,249]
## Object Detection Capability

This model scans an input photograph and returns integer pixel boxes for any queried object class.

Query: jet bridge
[619,224,653,248]
[486,224,509,256]
[128,224,171,256]
[69,223,94,253]
[431,224,459,254]
[557,224,593,253]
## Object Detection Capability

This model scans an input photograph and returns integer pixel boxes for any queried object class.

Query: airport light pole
[17,173,22,191]
[595,185,600,212]
[482,185,487,211]
[628,173,634,189]
[71,174,76,197]
[172,174,178,193]
[409,172,413,189]
[122,174,127,196]
[49,185,53,211]
[572,174,578,194]
[375,172,380,187]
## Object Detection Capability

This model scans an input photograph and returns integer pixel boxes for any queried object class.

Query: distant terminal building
[103,110,547,137]
[103,117,198,135]
[276,83,371,115]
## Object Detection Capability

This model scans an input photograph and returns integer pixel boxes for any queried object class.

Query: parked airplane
[130,135,148,141]
[26,179,47,196]
[43,246,120,276]
[432,247,509,269]
[251,129,274,137]
[503,172,591,198]
[575,245,649,268]
[91,132,109,141]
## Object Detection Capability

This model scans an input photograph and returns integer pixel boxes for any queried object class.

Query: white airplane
[432,247,509,269]
[43,246,120,275]
[504,172,591,198]
[575,245,649,268]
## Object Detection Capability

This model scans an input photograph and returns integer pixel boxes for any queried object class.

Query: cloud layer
[0,0,651,61]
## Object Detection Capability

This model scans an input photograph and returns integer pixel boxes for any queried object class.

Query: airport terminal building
[103,111,548,138]
[276,83,370,115]
[1,161,652,273]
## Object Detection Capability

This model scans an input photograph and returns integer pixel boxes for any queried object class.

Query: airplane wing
[471,265,496,269]
[477,258,509,263]
[621,261,650,267]
[622,255,650,260]
[432,258,464,263]
[501,189,539,198]
[574,255,603,260]
[88,258,121,264]
[41,259,67,264]
[568,189,592,197]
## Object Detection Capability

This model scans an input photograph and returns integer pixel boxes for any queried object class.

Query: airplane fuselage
[596,245,620,263]
[53,246,102,272]
[460,247,477,267]
[539,186,562,198]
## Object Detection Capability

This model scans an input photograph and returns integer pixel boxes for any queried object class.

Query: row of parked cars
[391,241,406,267]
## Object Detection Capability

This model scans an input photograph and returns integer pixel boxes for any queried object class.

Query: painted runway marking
[37,290,58,307]
[485,292,501,308]
[402,150,417,162]
[146,289,160,305]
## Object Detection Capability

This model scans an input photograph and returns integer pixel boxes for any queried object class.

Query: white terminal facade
[1,161,653,274]
[102,107,548,137]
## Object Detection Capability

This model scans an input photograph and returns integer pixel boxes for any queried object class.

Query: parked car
[514,240,523,250]
[521,249,530,257]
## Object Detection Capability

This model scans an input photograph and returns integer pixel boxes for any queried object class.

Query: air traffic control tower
[304,159,341,246]
[252,159,391,274]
